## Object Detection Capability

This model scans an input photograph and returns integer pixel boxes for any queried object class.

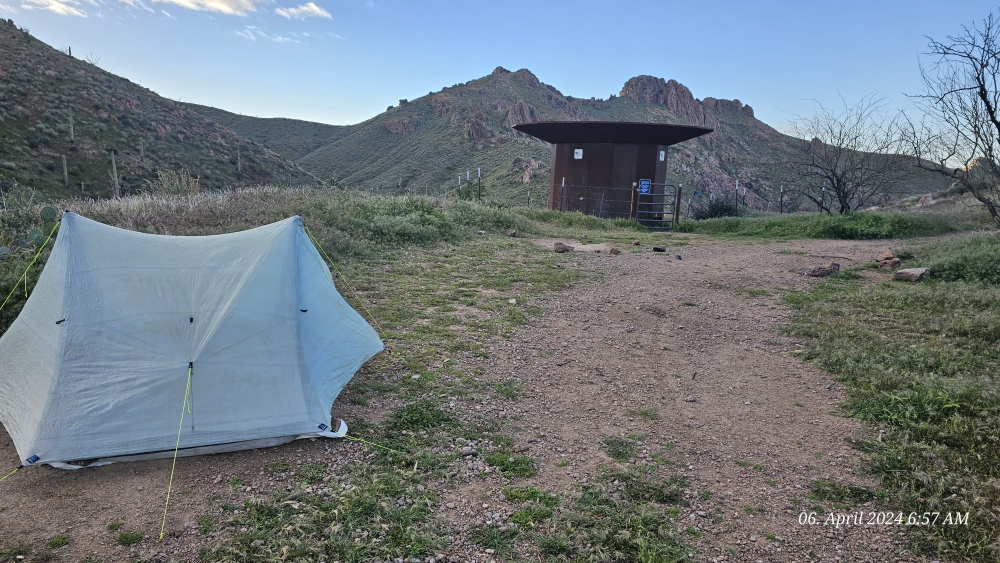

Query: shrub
[910,234,1000,285]
[690,198,739,220]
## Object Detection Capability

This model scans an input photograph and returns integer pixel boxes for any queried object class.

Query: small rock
[683,395,696,402]
[805,262,840,277]
[676,254,682,260]
[411,374,421,380]
[508,298,517,304]
[750,535,757,542]
[485,549,495,554]
[554,242,573,253]
[461,446,479,457]
[515,445,530,453]
[632,240,641,246]
[609,247,621,255]
[446,502,456,509]
[697,510,707,517]
[251,540,264,547]
[476,230,486,236]
[895,267,930,281]
[876,251,896,262]
[879,257,901,269]
[652,246,666,252]
[505,229,516,237]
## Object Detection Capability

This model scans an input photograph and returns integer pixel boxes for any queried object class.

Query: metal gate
[635,182,680,230]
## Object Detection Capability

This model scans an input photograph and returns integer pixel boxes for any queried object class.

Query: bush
[690,199,739,220]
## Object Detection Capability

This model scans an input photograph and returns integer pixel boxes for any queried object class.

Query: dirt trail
[445,236,928,562]
[0,236,934,562]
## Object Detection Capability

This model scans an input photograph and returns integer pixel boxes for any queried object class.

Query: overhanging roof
[513,121,713,146]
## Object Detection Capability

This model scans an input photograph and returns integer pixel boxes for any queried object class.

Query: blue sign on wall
[638,179,651,194]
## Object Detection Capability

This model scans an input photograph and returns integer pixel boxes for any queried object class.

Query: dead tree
[789,96,911,214]
[904,11,1000,229]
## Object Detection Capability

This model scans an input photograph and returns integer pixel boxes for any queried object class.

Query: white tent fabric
[0,212,383,467]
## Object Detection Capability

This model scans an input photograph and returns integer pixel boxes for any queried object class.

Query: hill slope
[196,67,949,208]
[0,20,314,199]
[181,103,352,161]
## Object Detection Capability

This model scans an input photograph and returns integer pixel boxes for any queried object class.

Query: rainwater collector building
[513,121,712,229]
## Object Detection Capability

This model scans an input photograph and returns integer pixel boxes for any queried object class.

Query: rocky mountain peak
[619,75,754,125]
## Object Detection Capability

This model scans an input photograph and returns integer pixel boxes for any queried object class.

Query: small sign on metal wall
[573,149,583,159]
[638,179,651,194]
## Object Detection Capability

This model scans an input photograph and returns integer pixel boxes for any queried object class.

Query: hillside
[0,20,315,199]
[190,67,950,208]
[180,103,353,161]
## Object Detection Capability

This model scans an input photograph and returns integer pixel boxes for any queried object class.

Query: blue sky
[3,0,997,131]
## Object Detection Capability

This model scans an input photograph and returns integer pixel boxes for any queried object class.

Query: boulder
[806,262,840,277]
[608,247,621,255]
[876,251,896,262]
[895,267,930,281]
[652,246,666,252]
[554,242,573,253]
[506,229,517,237]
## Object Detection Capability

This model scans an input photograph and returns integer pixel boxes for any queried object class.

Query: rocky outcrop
[895,268,930,281]
[620,75,755,126]
[492,66,511,75]
[806,262,840,277]
[384,119,414,134]
[504,100,538,128]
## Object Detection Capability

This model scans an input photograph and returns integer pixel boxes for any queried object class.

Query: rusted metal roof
[513,121,713,145]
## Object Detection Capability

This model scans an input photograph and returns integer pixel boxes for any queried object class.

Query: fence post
[673,183,682,228]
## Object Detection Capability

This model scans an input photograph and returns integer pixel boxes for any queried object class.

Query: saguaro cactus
[109,151,120,198]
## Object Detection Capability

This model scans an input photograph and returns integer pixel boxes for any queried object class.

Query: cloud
[21,0,87,16]
[151,0,261,16]
[274,1,328,19]
[234,24,296,42]
[117,0,155,11]
[160,7,173,16]
[0,2,18,11]
[363,0,373,7]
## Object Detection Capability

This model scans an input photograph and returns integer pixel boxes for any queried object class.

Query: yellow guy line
[159,365,192,541]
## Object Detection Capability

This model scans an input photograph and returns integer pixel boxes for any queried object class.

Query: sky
[2,0,998,131]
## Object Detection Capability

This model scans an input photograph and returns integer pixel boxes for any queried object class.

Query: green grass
[601,436,638,462]
[783,232,1000,562]
[675,211,956,240]
[105,522,121,532]
[625,407,660,421]
[504,486,559,507]
[116,532,143,546]
[905,233,1000,285]
[43,536,68,549]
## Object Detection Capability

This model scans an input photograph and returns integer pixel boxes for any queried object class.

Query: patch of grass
[547,484,688,562]
[504,486,559,508]
[483,453,536,477]
[698,490,712,500]
[468,525,519,551]
[605,468,687,504]
[554,459,569,467]
[746,289,771,298]
[601,436,638,462]
[296,463,327,483]
[265,461,288,474]
[116,532,143,546]
[0,542,32,560]
[509,505,554,525]
[228,476,243,488]
[810,480,879,506]
[744,506,764,515]
[783,234,1000,561]
[675,211,956,240]
[907,233,1000,285]
[106,522,121,532]
[44,536,68,549]
[385,400,452,431]
[625,407,659,421]
[197,515,215,536]
[492,379,523,399]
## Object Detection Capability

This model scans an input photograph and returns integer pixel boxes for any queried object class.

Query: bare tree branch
[787,95,912,214]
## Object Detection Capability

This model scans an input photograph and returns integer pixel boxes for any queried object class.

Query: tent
[0,212,384,468]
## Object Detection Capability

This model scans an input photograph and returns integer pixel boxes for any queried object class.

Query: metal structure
[514,121,712,229]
